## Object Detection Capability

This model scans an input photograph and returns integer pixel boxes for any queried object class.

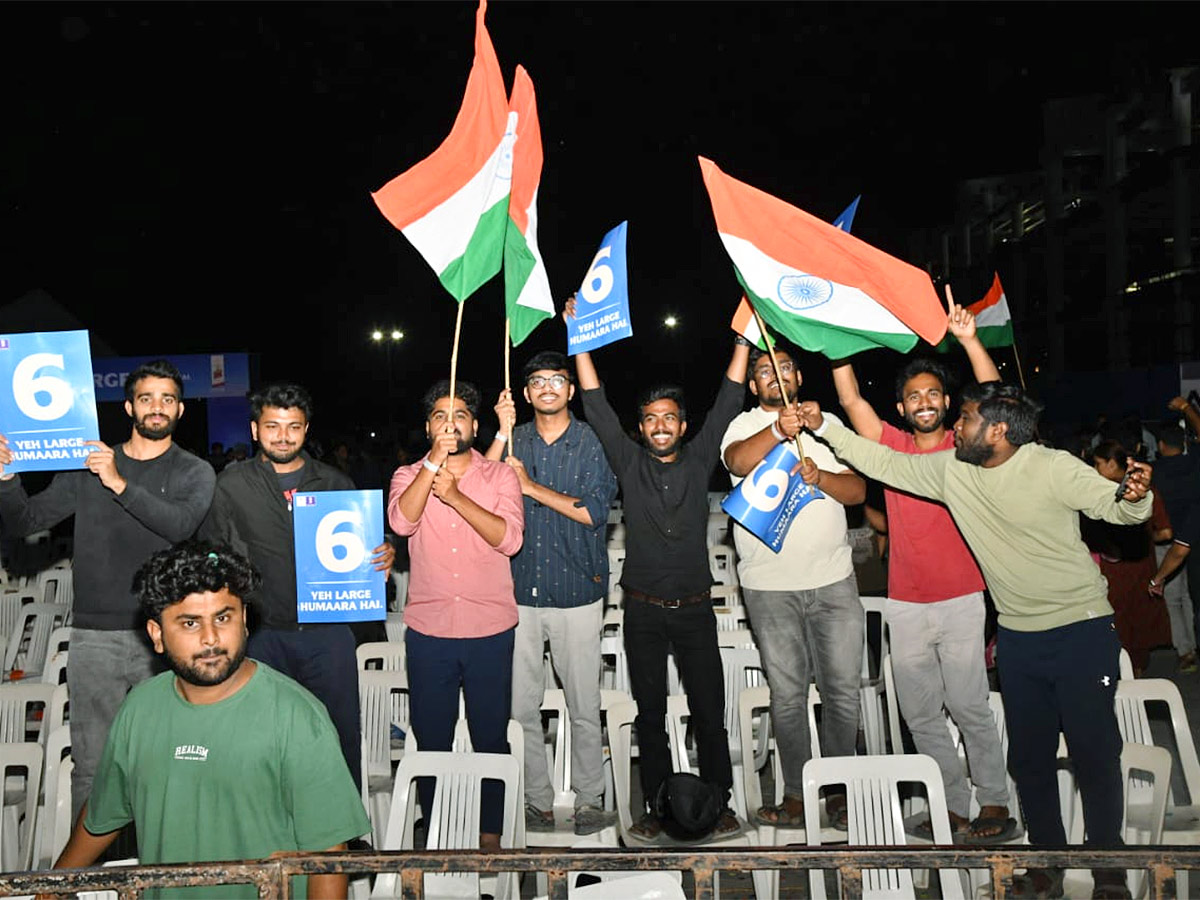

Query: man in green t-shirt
[50,542,370,899]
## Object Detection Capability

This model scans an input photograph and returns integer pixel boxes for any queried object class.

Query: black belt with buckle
[624,586,712,609]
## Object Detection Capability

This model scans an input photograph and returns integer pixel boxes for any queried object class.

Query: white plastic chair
[1058,742,1172,900]
[2,603,69,678]
[706,511,731,549]
[41,650,68,687]
[0,682,56,743]
[607,698,770,900]
[383,612,405,644]
[607,548,626,595]
[36,568,73,608]
[370,750,522,900]
[0,591,35,649]
[858,596,889,756]
[356,640,405,671]
[358,668,410,847]
[709,583,742,608]
[0,741,43,871]
[33,724,71,869]
[803,753,966,899]
[715,628,756,650]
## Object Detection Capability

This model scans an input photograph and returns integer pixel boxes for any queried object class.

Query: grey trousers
[67,628,161,822]
[743,573,863,799]
[511,602,605,811]
[886,593,1009,817]
[1157,544,1195,657]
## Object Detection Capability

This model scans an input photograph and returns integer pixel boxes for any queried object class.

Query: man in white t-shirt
[720,345,865,829]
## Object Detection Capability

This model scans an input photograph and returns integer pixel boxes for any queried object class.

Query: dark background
[2,2,1194,454]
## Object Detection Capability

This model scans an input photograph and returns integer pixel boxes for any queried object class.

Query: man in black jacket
[0,358,215,821]
[201,383,394,789]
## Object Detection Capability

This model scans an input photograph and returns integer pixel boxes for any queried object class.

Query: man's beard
[955,435,994,466]
[134,412,178,440]
[167,642,247,687]
[905,407,947,434]
[645,435,681,458]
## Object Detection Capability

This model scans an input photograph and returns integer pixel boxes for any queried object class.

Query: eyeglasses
[527,375,569,390]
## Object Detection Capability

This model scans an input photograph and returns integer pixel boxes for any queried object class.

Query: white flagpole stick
[503,319,514,448]
[447,300,466,441]
[750,307,806,461]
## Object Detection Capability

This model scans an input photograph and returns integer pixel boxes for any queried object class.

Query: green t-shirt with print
[86,661,369,899]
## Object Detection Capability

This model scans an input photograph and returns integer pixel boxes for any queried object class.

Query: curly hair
[421,379,481,419]
[248,383,313,421]
[133,541,262,622]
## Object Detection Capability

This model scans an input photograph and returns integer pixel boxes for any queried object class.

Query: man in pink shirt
[832,299,1015,844]
[388,379,524,852]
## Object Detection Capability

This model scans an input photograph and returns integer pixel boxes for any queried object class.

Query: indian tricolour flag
[968,272,1014,347]
[371,0,512,302]
[701,157,947,357]
[503,66,555,346]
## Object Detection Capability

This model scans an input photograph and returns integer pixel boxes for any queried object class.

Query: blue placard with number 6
[567,221,633,355]
[293,489,386,623]
[0,329,100,474]
[721,442,825,553]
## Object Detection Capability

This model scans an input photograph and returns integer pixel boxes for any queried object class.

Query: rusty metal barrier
[3,845,1200,899]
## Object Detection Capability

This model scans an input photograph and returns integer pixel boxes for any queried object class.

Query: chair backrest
[541,689,571,802]
[715,628,756,650]
[1121,742,1171,845]
[707,544,738,587]
[706,510,730,548]
[0,741,44,872]
[42,649,68,687]
[45,681,69,735]
[33,724,71,870]
[357,669,409,784]
[37,568,74,607]
[1114,678,1200,812]
[1119,648,1134,680]
[3,602,69,675]
[709,583,741,607]
[383,612,405,644]
[373,750,521,899]
[858,596,888,684]
[802,753,964,900]
[0,682,57,743]
[355,640,405,671]
[606,699,640,842]
[738,685,772,817]
[0,592,34,649]
[718,646,765,756]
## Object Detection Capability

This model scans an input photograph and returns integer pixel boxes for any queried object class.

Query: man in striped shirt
[489,350,619,836]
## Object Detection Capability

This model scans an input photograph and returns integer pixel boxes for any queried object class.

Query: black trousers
[623,597,733,810]
[997,615,1123,847]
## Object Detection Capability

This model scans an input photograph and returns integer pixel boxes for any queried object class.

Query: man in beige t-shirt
[720,345,865,828]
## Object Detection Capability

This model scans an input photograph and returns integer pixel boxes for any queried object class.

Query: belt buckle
[662,597,682,609]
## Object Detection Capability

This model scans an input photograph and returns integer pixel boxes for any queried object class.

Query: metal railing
[3,845,1200,899]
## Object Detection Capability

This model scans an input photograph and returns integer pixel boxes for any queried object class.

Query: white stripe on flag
[720,234,915,337]
[401,112,517,275]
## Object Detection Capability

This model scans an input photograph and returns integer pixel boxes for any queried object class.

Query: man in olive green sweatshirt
[800,381,1151,900]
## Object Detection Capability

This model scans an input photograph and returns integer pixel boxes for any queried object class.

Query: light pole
[371,328,404,439]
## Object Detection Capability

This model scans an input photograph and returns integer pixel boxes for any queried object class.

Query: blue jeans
[405,627,514,835]
[742,573,863,799]
[67,628,162,822]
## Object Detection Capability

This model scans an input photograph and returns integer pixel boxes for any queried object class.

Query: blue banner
[0,330,100,474]
[721,442,825,553]
[293,489,387,623]
[567,221,633,355]
[92,353,251,402]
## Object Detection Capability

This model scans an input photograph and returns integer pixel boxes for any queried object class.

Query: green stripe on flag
[742,281,919,358]
[503,218,551,346]
[935,323,1014,353]
[437,197,510,302]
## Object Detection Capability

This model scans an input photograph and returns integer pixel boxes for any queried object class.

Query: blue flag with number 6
[721,441,824,553]
[566,221,632,355]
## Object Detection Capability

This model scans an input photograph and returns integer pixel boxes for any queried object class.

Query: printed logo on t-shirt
[174,744,209,762]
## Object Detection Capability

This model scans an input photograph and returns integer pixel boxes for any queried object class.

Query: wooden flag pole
[750,307,806,461]
[503,319,514,449]
[446,300,466,439]
[1010,339,1028,391]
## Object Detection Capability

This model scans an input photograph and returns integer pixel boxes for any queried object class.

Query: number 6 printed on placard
[12,352,75,422]
[315,510,367,573]
[741,460,788,514]
[580,246,614,304]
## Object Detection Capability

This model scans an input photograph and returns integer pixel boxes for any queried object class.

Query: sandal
[627,811,663,843]
[825,793,848,830]
[753,797,805,828]
[962,806,1021,844]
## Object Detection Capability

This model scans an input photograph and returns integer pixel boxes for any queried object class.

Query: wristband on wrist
[734,335,753,348]
[494,432,508,444]
[422,458,440,474]
[770,422,785,442]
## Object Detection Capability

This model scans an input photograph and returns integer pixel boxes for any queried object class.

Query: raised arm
[946,285,1001,384]
[1168,396,1200,439]
[484,390,517,461]
[830,360,884,442]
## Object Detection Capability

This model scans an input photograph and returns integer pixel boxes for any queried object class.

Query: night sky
[2,2,1193,449]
